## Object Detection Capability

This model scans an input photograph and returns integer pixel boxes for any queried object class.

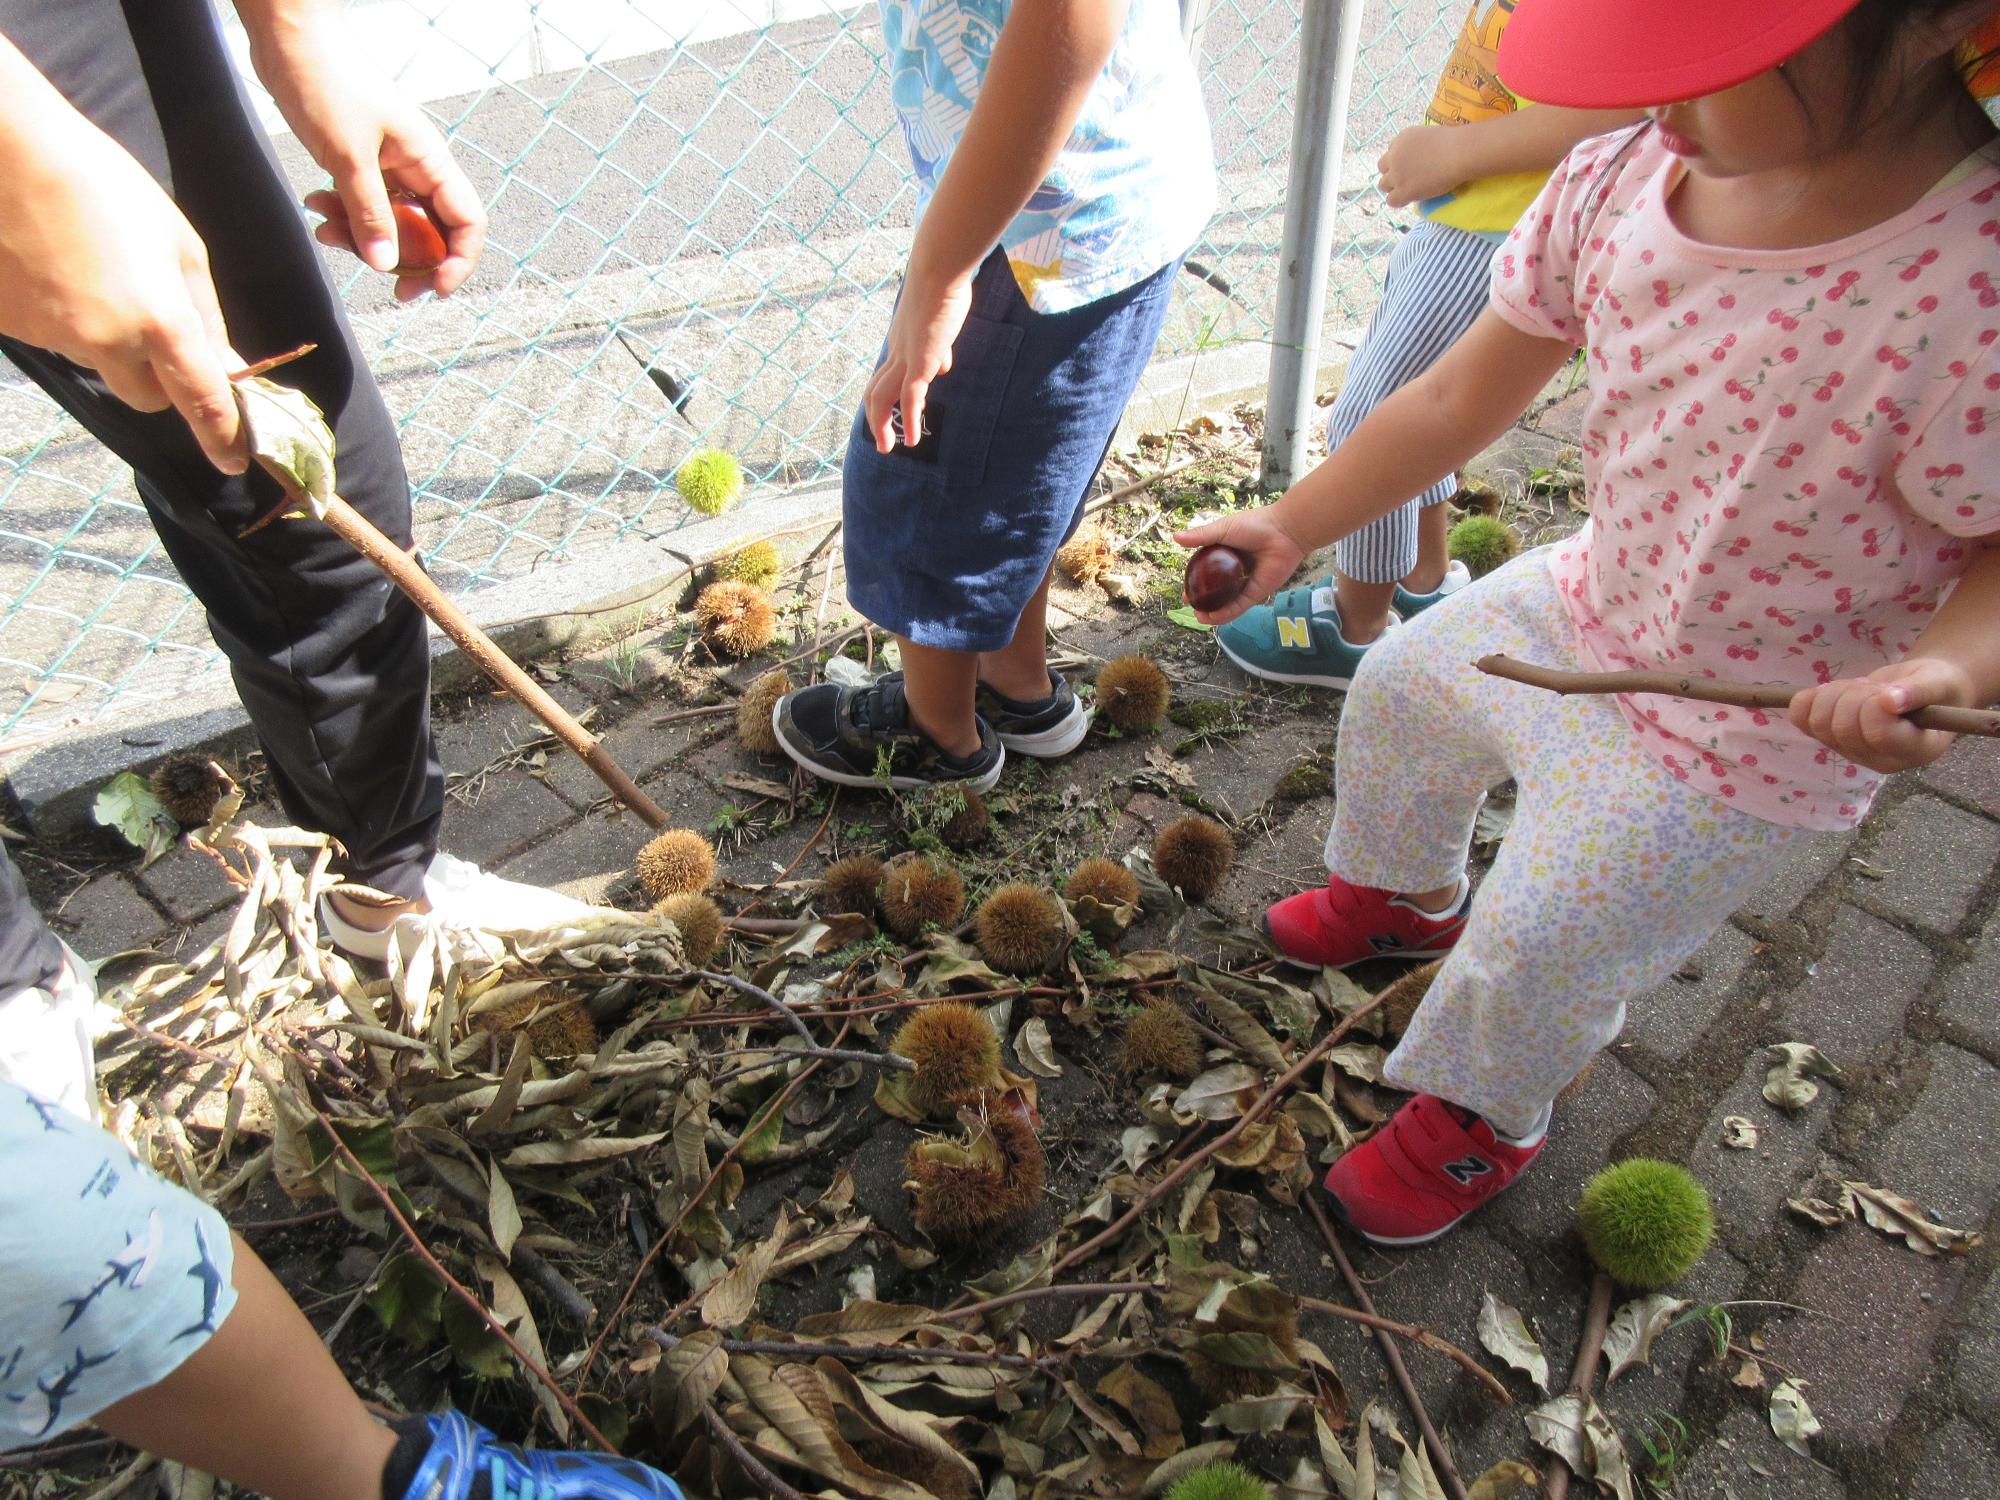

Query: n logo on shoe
[1275,616,1311,649]
[1441,1154,1492,1187]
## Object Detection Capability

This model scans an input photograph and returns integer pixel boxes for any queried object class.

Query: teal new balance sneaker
[1392,559,1472,618]
[1214,582,1401,689]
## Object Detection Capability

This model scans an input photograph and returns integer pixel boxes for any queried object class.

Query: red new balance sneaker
[1263,873,1469,969]
[1322,1094,1543,1246]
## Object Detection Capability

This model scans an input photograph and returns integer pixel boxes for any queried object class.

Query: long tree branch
[1296,1294,1512,1405]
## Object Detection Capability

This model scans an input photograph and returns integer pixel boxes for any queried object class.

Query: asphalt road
[0,0,1457,735]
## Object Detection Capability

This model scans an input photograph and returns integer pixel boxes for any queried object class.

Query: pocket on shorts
[868,311,1024,493]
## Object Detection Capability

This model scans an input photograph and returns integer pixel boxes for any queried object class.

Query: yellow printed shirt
[1416,0,1549,236]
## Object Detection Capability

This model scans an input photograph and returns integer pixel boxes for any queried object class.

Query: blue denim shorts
[843,250,1182,652]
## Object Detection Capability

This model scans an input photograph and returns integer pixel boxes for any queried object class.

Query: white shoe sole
[1331,1166,1526,1247]
[995,701,1093,758]
[771,702,1006,793]
[1216,633,1356,690]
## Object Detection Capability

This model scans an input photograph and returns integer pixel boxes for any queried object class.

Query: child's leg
[1373,565,1801,1138]
[1407,494,1452,596]
[977,567,1059,704]
[1327,221,1496,639]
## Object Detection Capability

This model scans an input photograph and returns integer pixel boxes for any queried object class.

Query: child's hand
[1376,126,1467,209]
[1789,658,1975,773]
[864,268,975,454]
[1172,509,1311,624]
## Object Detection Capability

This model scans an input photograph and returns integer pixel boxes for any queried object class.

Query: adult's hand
[0,39,245,472]
[242,1,486,300]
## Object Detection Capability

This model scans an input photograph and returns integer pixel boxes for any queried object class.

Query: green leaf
[1166,605,1211,632]
[366,1254,443,1346]
[234,376,335,516]
[91,771,177,868]
[443,1294,515,1380]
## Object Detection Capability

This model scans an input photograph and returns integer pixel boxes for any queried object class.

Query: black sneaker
[863,670,1093,758]
[772,678,1005,791]
[976,673,1093,758]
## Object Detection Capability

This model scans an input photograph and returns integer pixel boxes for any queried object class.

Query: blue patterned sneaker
[385,1410,685,1500]
[1214,582,1400,689]
[1392,559,1472,618]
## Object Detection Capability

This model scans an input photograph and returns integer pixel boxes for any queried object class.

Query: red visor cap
[1497,0,1868,109]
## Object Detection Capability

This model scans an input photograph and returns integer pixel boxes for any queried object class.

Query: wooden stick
[1307,1195,1468,1500]
[648,1330,1058,1372]
[1296,1294,1513,1405]
[1477,654,2000,737]
[1544,1271,1616,1500]
[315,496,671,826]
[703,1404,810,1500]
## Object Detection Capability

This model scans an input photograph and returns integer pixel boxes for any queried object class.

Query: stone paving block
[1215,805,1333,920]
[1731,830,1854,926]
[496,771,712,907]
[133,843,238,924]
[1691,1055,1839,1245]
[1911,1419,2000,1500]
[438,770,576,869]
[1776,904,1934,1063]
[541,707,723,809]
[1173,723,1315,825]
[1596,1249,1749,1429]
[1860,794,2000,934]
[1764,1227,1964,1449]
[430,680,597,779]
[1624,924,1757,1062]
[1935,916,2000,1058]
[1487,1055,1658,1240]
[1922,740,2000,821]
[1954,1274,2000,1427]
[1671,1408,1850,1500]
[1868,1044,2000,1227]
[52,874,167,960]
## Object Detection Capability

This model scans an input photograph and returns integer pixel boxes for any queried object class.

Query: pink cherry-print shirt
[1490,128,2000,830]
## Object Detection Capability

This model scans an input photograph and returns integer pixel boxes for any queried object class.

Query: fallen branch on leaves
[702,1404,810,1500]
[1309,1193,1469,1500]
[1543,1271,1615,1500]
[1296,1294,1512,1404]
[646,1330,1062,1373]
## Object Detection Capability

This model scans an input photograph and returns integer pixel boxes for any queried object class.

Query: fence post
[1179,0,1213,56]
[1259,0,1368,492]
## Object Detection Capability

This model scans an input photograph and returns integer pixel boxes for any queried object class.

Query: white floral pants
[1325,551,1803,1136]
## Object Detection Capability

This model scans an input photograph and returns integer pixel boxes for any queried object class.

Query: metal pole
[1260,0,1368,492]
[1179,0,1213,57]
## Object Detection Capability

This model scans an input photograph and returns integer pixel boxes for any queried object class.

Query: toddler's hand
[1376,126,1467,209]
[1172,509,1309,624]
[865,268,975,454]
[1789,657,1973,773]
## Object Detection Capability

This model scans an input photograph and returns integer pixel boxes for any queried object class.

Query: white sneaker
[319,852,594,965]
[0,939,115,1123]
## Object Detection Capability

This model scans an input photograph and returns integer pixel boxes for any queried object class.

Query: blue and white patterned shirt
[876,0,1216,313]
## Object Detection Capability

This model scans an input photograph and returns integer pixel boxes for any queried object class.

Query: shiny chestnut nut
[388,193,448,274]
[1182,544,1252,612]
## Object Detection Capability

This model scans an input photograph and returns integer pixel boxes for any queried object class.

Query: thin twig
[653,703,736,726]
[1307,1195,1468,1500]
[1544,1271,1616,1500]
[729,790,837,923]
[1044,992,1388,1280]
[298,1084,618,1453]
[693,969,913,1071]
[646,1330,1058,1372]
[1477,654,2000,737]
[1081,455,1204,517]
[1296,1294,1511,1405]
[933,1281,1159,1325]
[703,1404,810,1500]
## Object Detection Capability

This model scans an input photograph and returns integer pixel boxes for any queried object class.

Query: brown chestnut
[389,193,448,274]
[1182,544,1252,612]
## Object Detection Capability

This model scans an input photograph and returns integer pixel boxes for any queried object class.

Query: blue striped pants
[1330,219,1499,584]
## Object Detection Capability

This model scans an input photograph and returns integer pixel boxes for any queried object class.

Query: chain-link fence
[0,0,1457,743]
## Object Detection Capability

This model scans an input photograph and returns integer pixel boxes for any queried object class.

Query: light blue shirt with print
[876,0,1216,313]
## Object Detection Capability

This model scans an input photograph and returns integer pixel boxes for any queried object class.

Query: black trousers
[0,0,445,990]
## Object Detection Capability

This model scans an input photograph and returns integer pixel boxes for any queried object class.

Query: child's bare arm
[1176,310,1573,619]
[865,0,1130,453]
[1791,534,2000,772]
[1378,106,1642,208]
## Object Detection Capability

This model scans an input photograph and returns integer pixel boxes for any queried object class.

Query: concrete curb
[4,336,1363,842]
